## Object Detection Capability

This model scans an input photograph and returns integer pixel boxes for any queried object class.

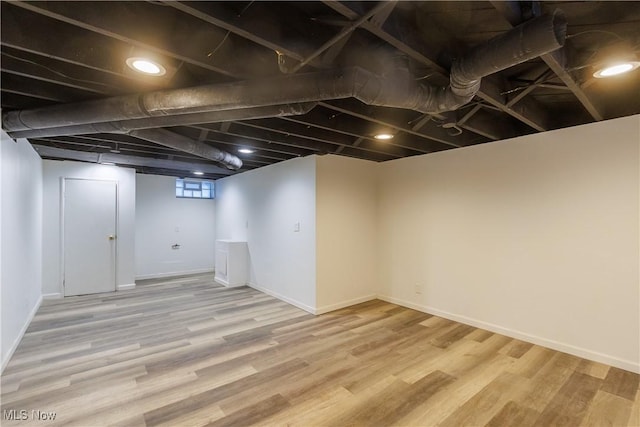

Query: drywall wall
[42,160,136,296]
[316,155,379,313]
[215,156,316,311]
[135,174,216,279]
[1,134,43,372]
[378,115,640,372]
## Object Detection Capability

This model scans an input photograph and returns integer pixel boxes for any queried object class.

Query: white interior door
[64,179,117,296]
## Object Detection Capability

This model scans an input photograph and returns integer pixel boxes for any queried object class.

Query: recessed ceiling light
[593,61,640,78]
[101,162,116,166]
[126,57,166,76]
[238,148,255,154]
[374,133,394,140]
[193,171,204,176]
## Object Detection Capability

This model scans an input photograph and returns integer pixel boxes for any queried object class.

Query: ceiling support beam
[539,49,604,120]
[410,114,433,132]
[285,2,393,73]
[490,0,604,121]
[506,69,554,108]
[164,1,305,62]
[476,78,547,132]
[457,105,482,126]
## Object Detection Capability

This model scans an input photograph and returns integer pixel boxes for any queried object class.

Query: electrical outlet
[294,222,300,232]
[414,284,422,295]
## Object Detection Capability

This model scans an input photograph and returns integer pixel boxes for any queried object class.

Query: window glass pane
[176,179,213,199]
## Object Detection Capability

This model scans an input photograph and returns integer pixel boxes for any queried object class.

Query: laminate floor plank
[2,273,638,426]
[582,390,634,426]
[534,371,602,426]
[485,400,541,427]
[601,366,640,401]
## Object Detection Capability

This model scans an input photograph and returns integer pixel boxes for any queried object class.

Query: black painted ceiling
[2,1,639,179]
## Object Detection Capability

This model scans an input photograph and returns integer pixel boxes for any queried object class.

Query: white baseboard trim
[116,283,136,291]
[377,294,639,374]
[247,282,316,314]
[214,275,245,287]
[315,295,378,315]
[135,268,214,280]
[42,292,62,299]
[1,294,43,375]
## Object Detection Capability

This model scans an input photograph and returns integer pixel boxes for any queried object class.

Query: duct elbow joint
[222,155,243,170]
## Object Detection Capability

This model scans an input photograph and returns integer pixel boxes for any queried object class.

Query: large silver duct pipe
[8,103,317,140]
[32,145,234,176]
[130,128,243,170]
[7,104,316,170]
[2,11,565,138]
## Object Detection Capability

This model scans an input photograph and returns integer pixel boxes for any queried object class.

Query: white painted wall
[378,115,640,373]
[1,134,43,372]
[316,155,379,313]
[135,174,216,279]
[215,156,316,312]
[42,160,136,296]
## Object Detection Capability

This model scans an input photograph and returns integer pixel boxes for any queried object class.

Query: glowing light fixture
[193,171,204,176]
[126,57,166,76]
[374,133,394,140]
[593,61,640,78]
[238,148,255,154]
[101,162,116,166]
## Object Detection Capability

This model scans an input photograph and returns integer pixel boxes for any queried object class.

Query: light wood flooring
[1,273,638,426]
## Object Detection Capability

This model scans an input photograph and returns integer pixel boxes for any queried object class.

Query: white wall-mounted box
[214,240,248,287]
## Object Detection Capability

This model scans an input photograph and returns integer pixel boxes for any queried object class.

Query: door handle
[108,235,116,240]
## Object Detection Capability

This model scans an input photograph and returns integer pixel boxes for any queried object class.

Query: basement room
[1,1,639,426]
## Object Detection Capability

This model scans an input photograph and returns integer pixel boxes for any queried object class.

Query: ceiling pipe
[7,103,317,139]
[128,128,243,170]
[2,11,565,134]
[32,144,234,176]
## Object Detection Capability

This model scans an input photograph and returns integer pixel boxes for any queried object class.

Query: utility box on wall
[214,240,248,287]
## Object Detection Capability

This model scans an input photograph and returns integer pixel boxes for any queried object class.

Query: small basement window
[176,179,214,199]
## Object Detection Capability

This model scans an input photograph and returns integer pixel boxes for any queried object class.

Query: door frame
[60,177,119,296]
